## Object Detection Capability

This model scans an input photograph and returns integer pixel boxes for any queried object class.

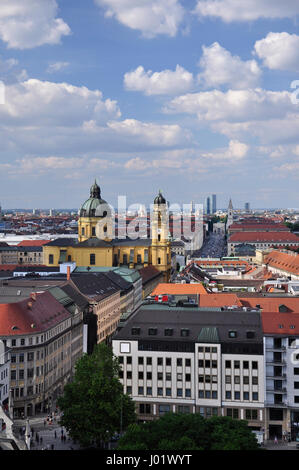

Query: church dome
[79,180,108,217]
[154,190,166,205]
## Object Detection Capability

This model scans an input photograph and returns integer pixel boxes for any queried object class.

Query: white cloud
[198,42,261,89]
[107,119,190,146]
[165,88,293,122]
[0,0,71,49]
[125,156,183,171]
[201,140,249,160]
[212,113,299,146]
[194,0,299,22]
[124,65,194,95]
[47,61,70,73]
[254,32,299,72]
[1,79,121,126]
[94,0,185,38]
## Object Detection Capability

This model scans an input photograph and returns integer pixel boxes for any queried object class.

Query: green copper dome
[79,180,108,217]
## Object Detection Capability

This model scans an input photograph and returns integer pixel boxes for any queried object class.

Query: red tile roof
[17,240,49,247]
[264,250,299,276]
[199,293,242,307]
[0,291,70,336]
[229,223,289,231]
[0,265,18,271]
[262,312,299,335]
[239,296,299,313]
[229,232,299,243]
[152,283,207,295]
[139,266,163,283]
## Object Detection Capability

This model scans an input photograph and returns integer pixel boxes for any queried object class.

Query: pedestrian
[51,444,54,450]
[274,436,278,444]
[40,436,43,445]
[54,430,57,438]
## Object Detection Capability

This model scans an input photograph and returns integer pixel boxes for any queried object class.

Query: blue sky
[0,0,299,210]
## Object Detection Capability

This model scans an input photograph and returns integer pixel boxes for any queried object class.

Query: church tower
[226,198,233,230]
[78,180,112,242]
[151,191,171,281]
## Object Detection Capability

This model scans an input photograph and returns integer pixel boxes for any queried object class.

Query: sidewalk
[263,439,299,451]
[14,413,81,451]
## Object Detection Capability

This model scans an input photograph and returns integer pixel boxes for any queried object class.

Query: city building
[112,304,265,430]
[43,182,171,281]
[212,195,217,214]
[228,233,299,256]
[264,250,299,281]
[205,197,211,215]
[0,290,84,417]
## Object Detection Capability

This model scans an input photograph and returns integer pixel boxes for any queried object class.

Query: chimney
[67,265,71,281]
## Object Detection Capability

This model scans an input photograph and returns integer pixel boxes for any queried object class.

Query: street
[192,232,227,259]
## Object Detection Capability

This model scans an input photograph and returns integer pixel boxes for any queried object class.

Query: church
[43,181,171,281]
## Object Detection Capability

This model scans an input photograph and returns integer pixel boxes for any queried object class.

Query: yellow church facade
[43,181,171,281]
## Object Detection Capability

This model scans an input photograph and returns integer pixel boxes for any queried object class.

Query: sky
[0,0,299,210]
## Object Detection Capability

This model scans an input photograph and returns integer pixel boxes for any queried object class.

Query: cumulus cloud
[107,119,190,146]
[94,0,185,38]
[254,32,299,72]
[201,140,249,160]
[0,0,71,49]
[198,42,261,89]
[165,88,294,122]
[124,65,194,95]
[194,0,299,22]
[0,79,121,126]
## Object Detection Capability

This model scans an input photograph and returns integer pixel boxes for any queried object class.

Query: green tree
[118,413,260,451]
[57,343,136,448]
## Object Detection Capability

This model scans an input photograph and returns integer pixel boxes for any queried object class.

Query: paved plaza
[14,412,81,451]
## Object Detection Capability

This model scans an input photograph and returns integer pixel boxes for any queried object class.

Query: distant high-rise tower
[226,198,233,230]
[205,197,211,215]
[0,202,2,221]
[245,202,250,212]
[212,194,217,214]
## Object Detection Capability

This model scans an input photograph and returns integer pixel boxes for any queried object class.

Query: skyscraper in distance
[212,194,217,214]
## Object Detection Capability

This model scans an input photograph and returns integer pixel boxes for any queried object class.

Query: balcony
[266,360,286,366]
[267,387,287,394]
[266,346,286,352]
[265,401,288,408]
[266,373,286,379]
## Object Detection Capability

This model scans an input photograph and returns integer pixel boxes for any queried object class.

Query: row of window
[0,368,8,380]
[225,360,258,369]
[225,391,259,401]
[132,328,190,337]
[119,356,193,367]
[120,356,259,370]
[225,375,258,385]
[120,371,193,381]
[137,386,192,397]
[137,404,260,419]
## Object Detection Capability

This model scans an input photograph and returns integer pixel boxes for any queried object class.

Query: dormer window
[148,328,157,336]
[131,327,140,335]
[180,328,190,337]
[228,330,237,338]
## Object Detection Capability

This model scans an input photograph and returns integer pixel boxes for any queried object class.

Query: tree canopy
[117,412,260,451]
[57,342,136,448]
